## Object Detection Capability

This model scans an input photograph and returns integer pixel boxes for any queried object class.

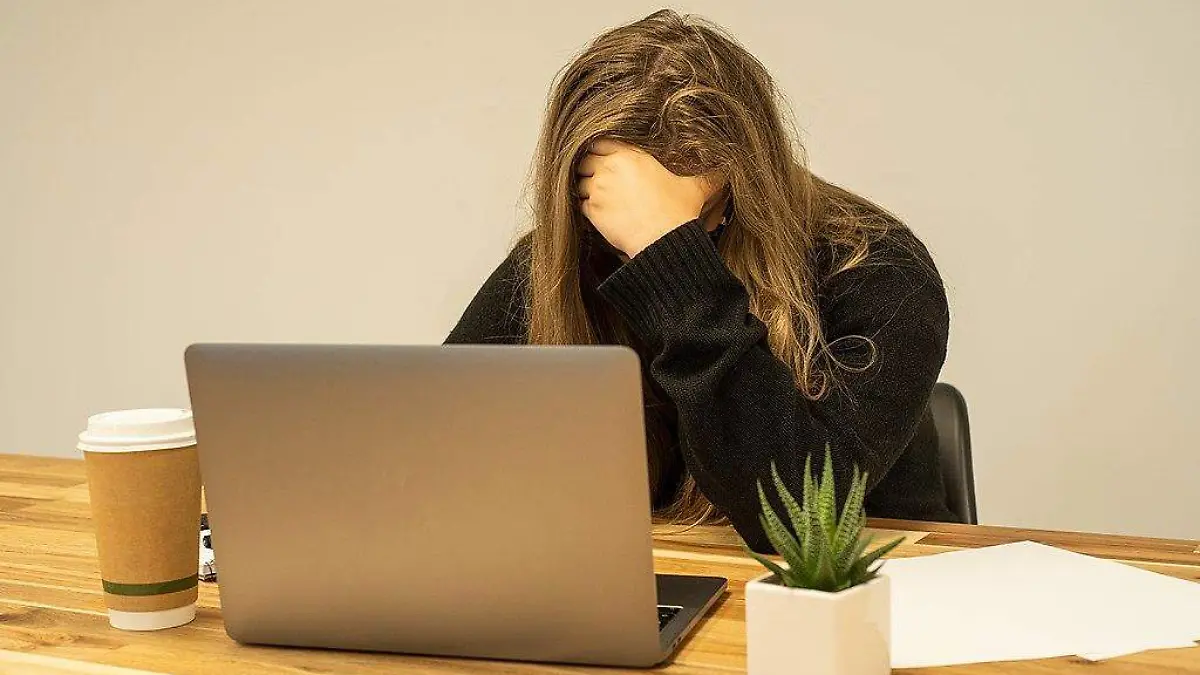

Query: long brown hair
[524,9,901,525]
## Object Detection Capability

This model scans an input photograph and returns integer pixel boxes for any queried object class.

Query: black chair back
[930,383,977,524]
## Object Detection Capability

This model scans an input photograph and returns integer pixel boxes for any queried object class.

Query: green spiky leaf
[816,446,838,542]
[757,483,803,567]
[787,554,817,588]
[768,461,816,557]
[801,452,816,518]
[849,536,904,584]
[770,462,811,554]
[833,466,868,554]
[836,533,872,577]
[812,535,838,591]
[759,513,802,576]
[746,548,791,584]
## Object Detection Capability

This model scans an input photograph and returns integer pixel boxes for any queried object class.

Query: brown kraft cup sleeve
[84,445,202,613]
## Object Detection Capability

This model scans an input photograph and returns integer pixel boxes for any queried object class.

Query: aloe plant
[747,446,902,592]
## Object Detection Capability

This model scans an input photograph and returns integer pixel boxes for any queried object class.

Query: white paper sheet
[886,541,1200,668]
[1076,639,1200,662]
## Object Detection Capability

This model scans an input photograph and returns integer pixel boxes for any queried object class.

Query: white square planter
[746,572,890,675]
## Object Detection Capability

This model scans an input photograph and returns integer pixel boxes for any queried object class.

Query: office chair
[930,382,978,524]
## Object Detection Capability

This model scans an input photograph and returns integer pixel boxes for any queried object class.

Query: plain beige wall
[2,1,1197,537]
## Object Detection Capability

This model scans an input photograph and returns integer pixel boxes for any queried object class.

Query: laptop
[184,344,726,668]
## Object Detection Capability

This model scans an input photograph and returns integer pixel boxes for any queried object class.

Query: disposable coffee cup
[79,408,201,631]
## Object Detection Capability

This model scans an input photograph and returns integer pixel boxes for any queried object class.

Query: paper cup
[80,408,201,631]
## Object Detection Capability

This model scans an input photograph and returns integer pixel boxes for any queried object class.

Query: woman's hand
[576,139,721,258]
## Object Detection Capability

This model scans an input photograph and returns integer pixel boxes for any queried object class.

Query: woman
[446,10,954,551]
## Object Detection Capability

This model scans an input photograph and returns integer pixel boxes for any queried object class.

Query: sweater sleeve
[597,220,949,552]
[444,241,529,345]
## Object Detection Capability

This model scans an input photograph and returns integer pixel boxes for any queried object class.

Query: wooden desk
[1,454,1197,674]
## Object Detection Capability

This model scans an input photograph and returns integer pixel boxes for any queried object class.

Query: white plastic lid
[78,408,196,453]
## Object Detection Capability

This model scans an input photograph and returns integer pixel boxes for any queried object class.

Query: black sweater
[446,220,953,552]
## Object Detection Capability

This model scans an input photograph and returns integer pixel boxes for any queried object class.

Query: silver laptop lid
[185,344,663,666]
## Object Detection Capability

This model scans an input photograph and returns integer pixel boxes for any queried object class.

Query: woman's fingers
[576,153,597,177]
[588,138,625,155]
[575,176,593,199]
[579,189,599,225]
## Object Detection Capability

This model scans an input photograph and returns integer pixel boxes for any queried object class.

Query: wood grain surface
[1,455,1197,674]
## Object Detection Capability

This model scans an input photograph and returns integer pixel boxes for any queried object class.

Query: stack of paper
[885,541,1200,668]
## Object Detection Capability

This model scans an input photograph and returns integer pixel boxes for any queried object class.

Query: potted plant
[745,448,902,675]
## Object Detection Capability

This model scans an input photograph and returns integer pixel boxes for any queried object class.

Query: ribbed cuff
[598,220,734,344]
